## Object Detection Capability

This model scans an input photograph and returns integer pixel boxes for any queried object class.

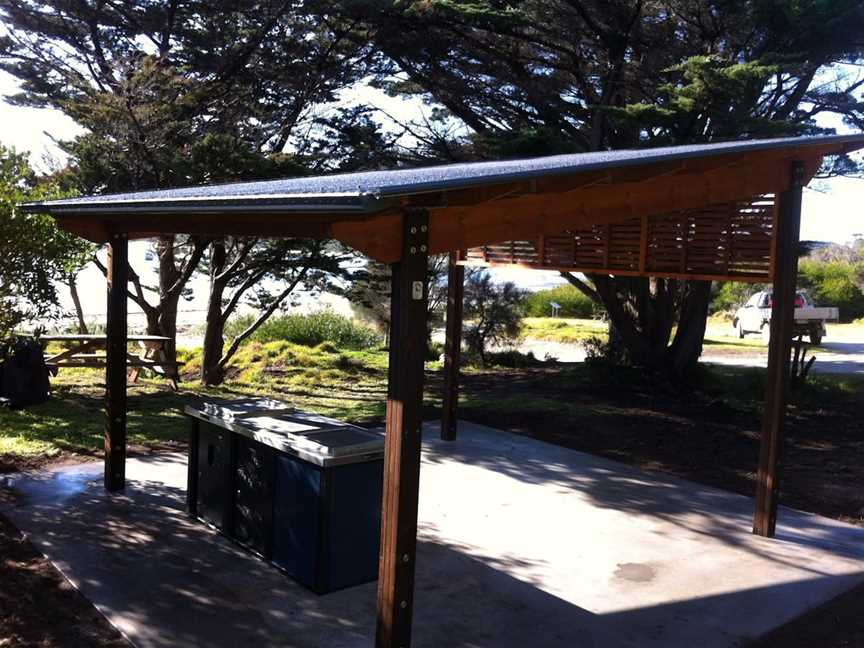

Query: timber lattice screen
[462,196,776,282]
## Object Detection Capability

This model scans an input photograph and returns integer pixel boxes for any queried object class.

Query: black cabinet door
[196,423,233,530]
[233,436,276,557]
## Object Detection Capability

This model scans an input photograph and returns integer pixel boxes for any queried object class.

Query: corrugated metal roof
[22,133,864,215]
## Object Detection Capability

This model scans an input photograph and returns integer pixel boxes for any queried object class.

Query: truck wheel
[737,322,745,339]
[809,329,823,346]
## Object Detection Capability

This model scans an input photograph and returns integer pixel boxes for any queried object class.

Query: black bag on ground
[0,337,50,409]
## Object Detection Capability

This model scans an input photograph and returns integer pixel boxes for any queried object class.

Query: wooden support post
[753,161,804,538]
[376,209,429,648]
[441,251,465,441]
[105,233,128,491]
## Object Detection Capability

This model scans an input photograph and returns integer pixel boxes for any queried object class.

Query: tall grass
[225,311,381,350]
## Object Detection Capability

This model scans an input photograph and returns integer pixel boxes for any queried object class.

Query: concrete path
[2,421,864,648]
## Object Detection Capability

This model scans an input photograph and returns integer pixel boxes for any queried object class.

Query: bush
[581,335,630,367]
[464,271,526,365]
[711,281,760,314]
[224,311,382,350]
[798,260,864,322]
[523,284,600,318]
[482,350,544,368]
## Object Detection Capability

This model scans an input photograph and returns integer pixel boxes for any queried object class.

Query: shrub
[523,284,600,318]
[798,260,864,322]
[463,271,526,365]
[711,281,760,314]
[224,311,381,350]
[482,350,543,368]
[581,335,630,367]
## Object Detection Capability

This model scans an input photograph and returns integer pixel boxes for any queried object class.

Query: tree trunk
[67,273,88,334]
[92,234,205,369]
[155,236,182,364]
[664,280,713,378]
[564,272,712,379]
[201,288,227,385]
[201,240,228,386]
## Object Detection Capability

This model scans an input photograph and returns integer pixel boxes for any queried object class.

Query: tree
[798,257,864,322]
[332,0,864,377]
[0,145,89,336]
[200,238,349,385]
[59,242,98,334]
[1,0,366,364]
[463,271,525,366]
[711,282,761,315]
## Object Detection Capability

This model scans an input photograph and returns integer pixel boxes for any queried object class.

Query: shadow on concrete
[419,423,864,572]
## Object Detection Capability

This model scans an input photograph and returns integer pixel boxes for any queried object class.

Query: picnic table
[42,334,183,390]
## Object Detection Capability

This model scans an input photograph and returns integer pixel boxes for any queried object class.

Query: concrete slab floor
[1,420,863,648]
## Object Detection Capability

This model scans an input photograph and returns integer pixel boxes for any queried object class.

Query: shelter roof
[22,134,864,262]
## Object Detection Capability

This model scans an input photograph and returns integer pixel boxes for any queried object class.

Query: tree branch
[560,271,600,302]
[220,267,269,323]
[219,266,309,368]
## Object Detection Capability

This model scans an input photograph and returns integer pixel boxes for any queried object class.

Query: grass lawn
[0,340,424,470]
[520,317,608,343]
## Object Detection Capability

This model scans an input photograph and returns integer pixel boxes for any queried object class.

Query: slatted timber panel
[462,196,776,282]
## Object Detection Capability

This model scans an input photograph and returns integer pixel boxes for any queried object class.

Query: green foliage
[609,56,797,142]
[225,311,382,350]
[0,145,89,335]
[1,3,365,191]
[477,128,582,159]
[798,259,864,322]
[523,285,600,318]
[581,335,630,368]
[480,350,543,368]
[711,282,761,314]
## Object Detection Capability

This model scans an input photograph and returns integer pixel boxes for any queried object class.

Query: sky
[1,66,862,324]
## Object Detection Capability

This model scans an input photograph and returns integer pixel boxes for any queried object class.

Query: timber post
[105,233,129,491]
[441,251,464,441]
[376,209,430,648]
[753,161,804,537]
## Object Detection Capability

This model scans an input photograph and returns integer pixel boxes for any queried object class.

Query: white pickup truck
[732,290,839,345]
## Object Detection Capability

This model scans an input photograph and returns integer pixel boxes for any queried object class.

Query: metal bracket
[411,281,424,300]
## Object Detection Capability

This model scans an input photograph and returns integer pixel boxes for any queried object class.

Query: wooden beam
[441,252,465,441]
[376,209,429,648]
[104,233,128,491]
[753,161,804,538]
[331,211,403,263]
[427,161,790,255]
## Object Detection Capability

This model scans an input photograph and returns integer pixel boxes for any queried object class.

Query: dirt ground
[0,514,128,647]
[745,581,864,647]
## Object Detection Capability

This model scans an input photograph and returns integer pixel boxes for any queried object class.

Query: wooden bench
[42,334,184,390]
